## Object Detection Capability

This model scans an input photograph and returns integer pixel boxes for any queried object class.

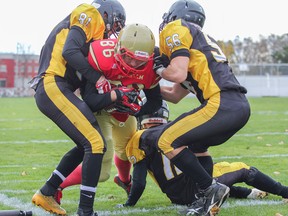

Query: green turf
[0,96,287,215]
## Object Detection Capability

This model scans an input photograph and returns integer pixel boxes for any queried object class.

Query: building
[1,52,288,97]
[0,53,39,97]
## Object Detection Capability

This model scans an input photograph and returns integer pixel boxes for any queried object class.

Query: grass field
[0,96,288,216]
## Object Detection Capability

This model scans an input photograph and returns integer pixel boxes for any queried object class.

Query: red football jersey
[87,39,161,122]
[88,39,161,90]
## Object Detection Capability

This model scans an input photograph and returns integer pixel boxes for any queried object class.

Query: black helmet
[92,0,126,38]
[138,100,169,129]
[159,0,205,31]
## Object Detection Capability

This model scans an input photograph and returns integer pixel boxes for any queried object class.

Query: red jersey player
[53,23,163,203]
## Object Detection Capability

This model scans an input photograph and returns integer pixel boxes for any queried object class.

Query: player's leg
[32,77,105,215]
[113,115,137,195]
[95,112,115,182]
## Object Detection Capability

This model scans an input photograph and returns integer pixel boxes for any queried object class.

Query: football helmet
[92,0,126,38]
[138,100,169,129]
[159,0,205,31]
[115,23,155,75]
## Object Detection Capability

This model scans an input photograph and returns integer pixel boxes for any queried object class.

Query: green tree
[272,46,288,63]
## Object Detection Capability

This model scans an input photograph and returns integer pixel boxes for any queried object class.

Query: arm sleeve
[81,80,114,112]
[135,84,162,117]
[124,159,148,206]
[62,26,101,84]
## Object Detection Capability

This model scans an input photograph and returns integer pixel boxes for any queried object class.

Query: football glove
[114,86,139,104]
[114,100,141,116]
[153,47,170,76]
[96,76,111,94]
[104,86,141,116]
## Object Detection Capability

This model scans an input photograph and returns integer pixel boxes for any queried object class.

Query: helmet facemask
[115,44,153,75]
[159,12,172,32]
[92,0,126,39]
[103,11,125,38]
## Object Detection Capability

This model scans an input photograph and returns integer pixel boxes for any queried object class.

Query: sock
[41,170,64,196]
[248,167,288,198]
[78,153,103,212]
[60,164,82,189]
[171,148,212,190]
[79,188,95,213]
[114,154,131,183]
[197,156,213,176]
[229,186,251,198]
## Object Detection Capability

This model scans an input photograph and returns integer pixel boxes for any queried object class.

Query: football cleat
[114,175,132,196]
[179,181,230,215]
[32,190,66,215]
[247,188,268,199]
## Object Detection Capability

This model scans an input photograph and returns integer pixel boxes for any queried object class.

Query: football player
[30,0,127,216]
[53,100,288,210]
[152,0,251,214]
[87,22,162,189]
[119,101,288,215]
[53,22,162,203]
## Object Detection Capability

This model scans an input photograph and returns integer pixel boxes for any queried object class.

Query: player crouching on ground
[118,100,288,215]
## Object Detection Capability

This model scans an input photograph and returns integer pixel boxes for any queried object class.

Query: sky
[0,0,287,54]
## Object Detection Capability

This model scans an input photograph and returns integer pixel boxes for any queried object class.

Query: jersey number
[100,40,116,57]
[165,34,181,50]
[164,32,227,63]
[79,13,92,26]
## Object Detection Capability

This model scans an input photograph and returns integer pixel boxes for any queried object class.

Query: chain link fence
[230,64,288,97]
[1,64,288,97]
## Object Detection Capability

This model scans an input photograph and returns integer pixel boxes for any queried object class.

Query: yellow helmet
[115,23,155,75]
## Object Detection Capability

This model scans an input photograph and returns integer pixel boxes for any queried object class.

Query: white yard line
[222,199,285,208]
[0,140,70,144]
[0,131,287,144]
[214,154,288,160]
[0,193,52,216]
[0,192,284,216]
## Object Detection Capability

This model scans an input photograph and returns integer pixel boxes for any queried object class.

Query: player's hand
[96,76,111,94]
[153,47,169,76]
[114,101,141,116]
[114,86,139,103]
[107,86,141,115]
[153,56,166,76]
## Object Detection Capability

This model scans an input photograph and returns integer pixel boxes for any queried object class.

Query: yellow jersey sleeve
[126,130,146,164]
[70,3,105,42]
[159,19,192,58]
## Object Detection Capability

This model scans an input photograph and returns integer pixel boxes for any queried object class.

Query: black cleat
[179,181,230,215]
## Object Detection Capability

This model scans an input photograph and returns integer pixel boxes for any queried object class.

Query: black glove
[112,86,141,115]
[153,47,170,76]
[114,101,141,116]
[114,86,139,103]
